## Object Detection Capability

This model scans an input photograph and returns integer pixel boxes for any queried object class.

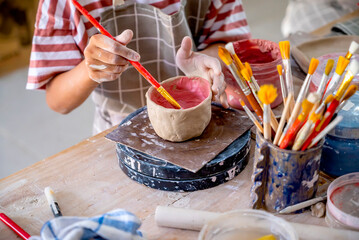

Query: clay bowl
[146,76,212,142]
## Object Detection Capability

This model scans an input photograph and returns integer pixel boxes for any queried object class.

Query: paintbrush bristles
[279,41,290,60]
[325,59,334,76]
[240,68,251,82]
[277,65,283,75]
[245,62,253,76]
[342,85,358,101]
[218,47,233,66]
[335,56,350,75]
[308,58,319,75]
[349,41,359,54]
[258,84,277,105]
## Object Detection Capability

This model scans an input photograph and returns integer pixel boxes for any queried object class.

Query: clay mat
[291,35,359,73]
[106,105,253,173]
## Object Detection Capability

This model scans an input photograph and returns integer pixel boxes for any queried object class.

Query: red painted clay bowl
[146,76,212,142]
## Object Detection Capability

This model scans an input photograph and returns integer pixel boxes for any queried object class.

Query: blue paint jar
[320,91,359,177]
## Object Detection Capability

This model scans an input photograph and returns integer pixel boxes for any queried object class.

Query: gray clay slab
[106,105,253,173]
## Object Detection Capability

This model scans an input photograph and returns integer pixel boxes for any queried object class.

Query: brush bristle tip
[349,41,359,54]
[349,59,359,76]
[225,42,235,55]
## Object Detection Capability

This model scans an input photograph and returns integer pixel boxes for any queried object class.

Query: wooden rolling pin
[155,206,359,240]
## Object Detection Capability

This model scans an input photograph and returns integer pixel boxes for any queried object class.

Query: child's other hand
[84,29,140,83]
[176,36,229,108]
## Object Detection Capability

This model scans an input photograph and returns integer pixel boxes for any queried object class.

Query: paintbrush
[300,94,334,151]
[277,64,290,122]
[273,92,293,145]
[335,85,358,114]
[0,213,31,240]
[278,58,319,146]
[316,59,334,99]
[344,41,359,60]
[280,92,320,149]
[279,195,327,214]
[308,115,343,149]
[258,84,277,142]
[218,46,264,121]
[322,56,350,101]
[240,99,263,134]
[71,0,181,109]
[241,68,279,132]
[292,103,324,151]
[244,62,261,93]
[279,41,295,113]
[302,60,359,150]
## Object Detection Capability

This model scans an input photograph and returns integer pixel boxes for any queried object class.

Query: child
[27,0,251,134]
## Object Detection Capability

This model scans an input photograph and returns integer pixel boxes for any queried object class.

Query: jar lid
[329,92,359,139]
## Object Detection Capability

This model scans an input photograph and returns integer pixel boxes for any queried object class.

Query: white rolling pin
[155,206,359,240]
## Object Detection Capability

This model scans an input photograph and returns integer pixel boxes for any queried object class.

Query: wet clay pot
[146,76,212,142]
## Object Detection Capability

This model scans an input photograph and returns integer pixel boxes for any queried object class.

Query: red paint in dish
[150,76,211,109]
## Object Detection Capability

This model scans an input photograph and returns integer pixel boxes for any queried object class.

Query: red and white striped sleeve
[26,0,112,90]
[198,0,251,50]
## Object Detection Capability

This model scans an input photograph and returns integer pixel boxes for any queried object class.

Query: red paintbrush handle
[301,99,340,150]
[0,213,31,240]
[71,0,161,89]
[279,119,303,149]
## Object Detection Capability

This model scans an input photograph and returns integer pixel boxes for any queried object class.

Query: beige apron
[91,0,211,134]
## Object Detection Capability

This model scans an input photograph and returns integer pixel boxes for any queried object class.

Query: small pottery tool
[240,99,263,134]
[273,92,293,145]
[323,56,350,100]
[218,46,264,122]
[279,41,295,112]
[280,92,319,149]
[71,0,181,109]
[44,187,62,217]
[279,58,319,145]
[316,59,334,99]
[241,67,279,132]
[258,84,277,142]
[311,202,326,218]
[0,213,31,239]
[279,195,327,214]
[303,60,359,150]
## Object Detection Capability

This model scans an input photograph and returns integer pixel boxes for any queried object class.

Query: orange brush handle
[246,93,263,122]
[279,119,303,149]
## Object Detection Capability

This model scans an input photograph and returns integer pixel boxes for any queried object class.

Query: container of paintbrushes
[251,130,324,213]
[224,39,283,110]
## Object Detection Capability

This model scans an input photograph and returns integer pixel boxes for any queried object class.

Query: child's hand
[84,29,140,83]
[176,37,229,108]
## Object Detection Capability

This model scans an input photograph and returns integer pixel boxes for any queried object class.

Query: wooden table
[0,126,328,240]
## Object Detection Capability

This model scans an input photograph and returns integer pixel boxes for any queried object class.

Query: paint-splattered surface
[106,105,253,173]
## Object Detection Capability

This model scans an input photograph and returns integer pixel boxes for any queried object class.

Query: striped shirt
[27,0,250,90]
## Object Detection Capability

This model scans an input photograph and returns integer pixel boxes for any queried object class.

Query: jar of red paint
[224,39,283,110]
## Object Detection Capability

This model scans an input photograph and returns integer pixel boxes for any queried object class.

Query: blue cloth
[29,209,145,240]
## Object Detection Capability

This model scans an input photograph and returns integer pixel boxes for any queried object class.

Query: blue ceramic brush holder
[251,131,323,212]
